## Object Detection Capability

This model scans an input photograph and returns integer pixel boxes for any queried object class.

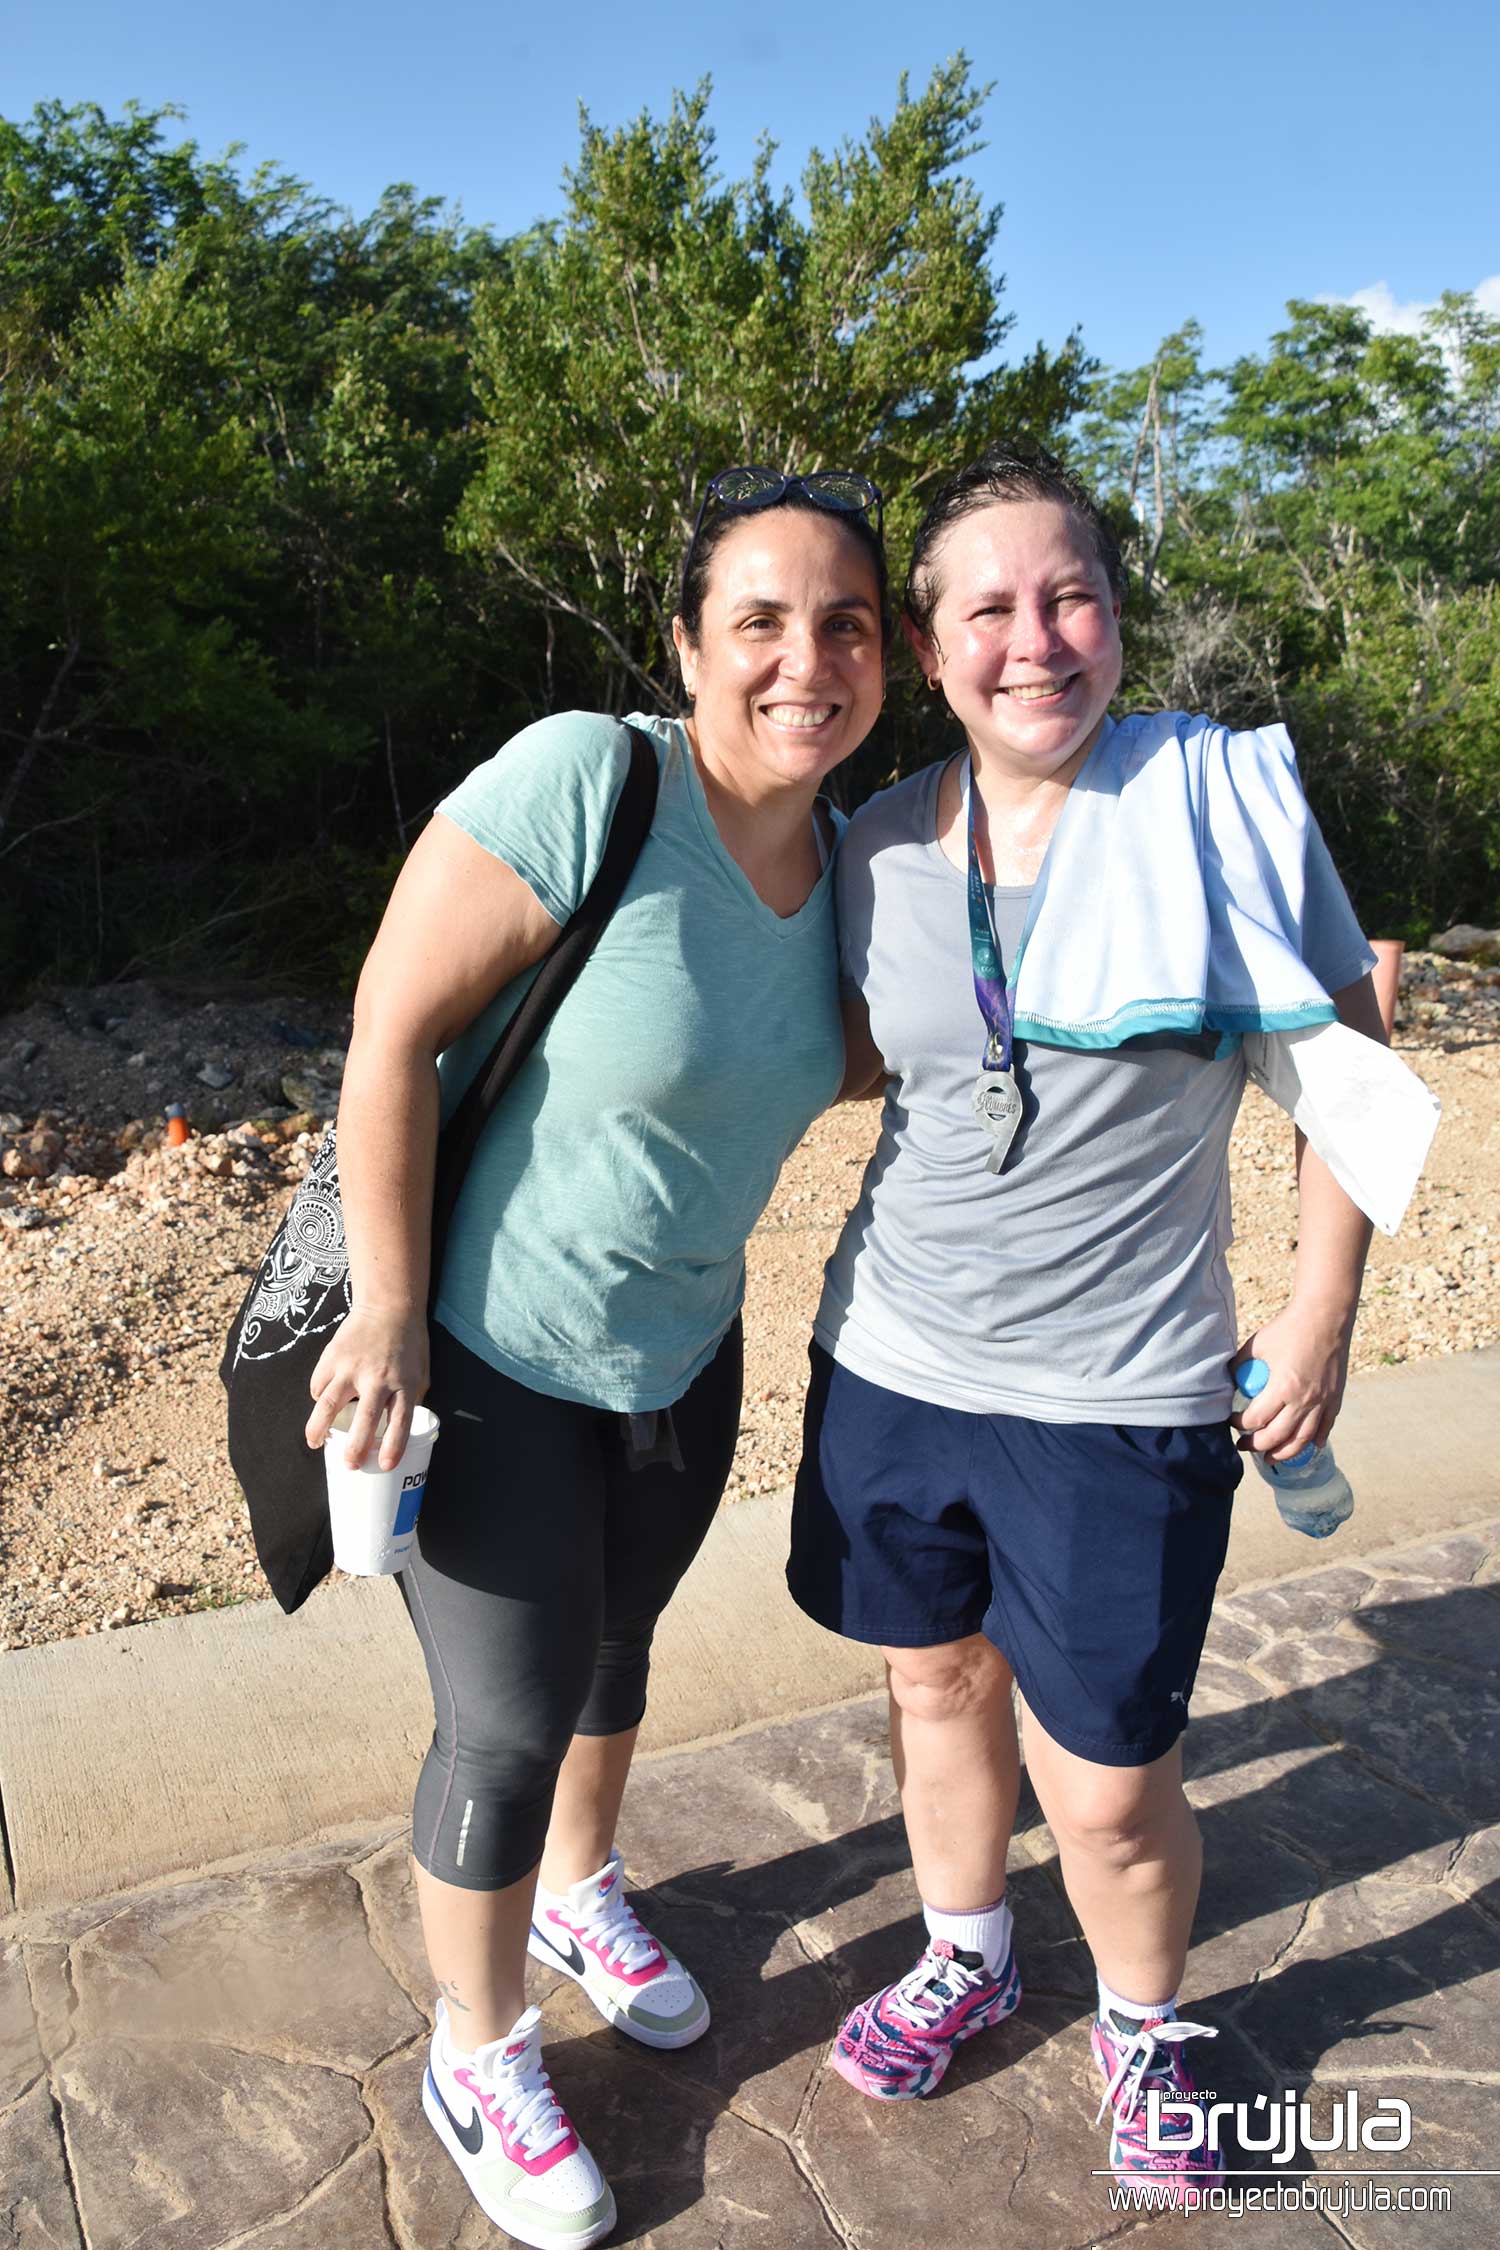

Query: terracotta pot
[1369,939,1405,1038]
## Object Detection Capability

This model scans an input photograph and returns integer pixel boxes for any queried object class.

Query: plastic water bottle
[1230,1358,1354,1539]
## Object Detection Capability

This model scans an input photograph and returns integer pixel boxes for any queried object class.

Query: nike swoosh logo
[428,2069,484,2155]
[531,1922,587,1976]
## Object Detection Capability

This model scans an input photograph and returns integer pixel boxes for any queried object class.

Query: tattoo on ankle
[438,1979,471,2012]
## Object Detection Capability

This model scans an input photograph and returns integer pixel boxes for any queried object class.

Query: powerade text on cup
[393,1472,428,1539]
[323,1405,440,1575]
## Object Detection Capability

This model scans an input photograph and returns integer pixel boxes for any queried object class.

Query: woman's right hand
[309,808,559,1476]
[305,1306,430,1473]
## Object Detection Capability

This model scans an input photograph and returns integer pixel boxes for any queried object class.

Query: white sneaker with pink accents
[423,1999,615,2248]
[529,1849,710,2050]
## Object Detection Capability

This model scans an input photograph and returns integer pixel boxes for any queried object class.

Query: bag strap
[426,723,660,1287]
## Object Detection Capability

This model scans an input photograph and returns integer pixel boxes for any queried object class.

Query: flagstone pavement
[3,1520,1498,2248]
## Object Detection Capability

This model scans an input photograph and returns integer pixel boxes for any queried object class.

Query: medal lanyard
[964,761,1014,1072]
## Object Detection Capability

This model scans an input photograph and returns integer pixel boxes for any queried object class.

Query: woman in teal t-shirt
[303,470,886,2249]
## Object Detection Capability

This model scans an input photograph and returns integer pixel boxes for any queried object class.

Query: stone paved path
[3,1521,1498,2248]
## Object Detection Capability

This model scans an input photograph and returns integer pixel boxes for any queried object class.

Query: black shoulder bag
[219,727,659,1614]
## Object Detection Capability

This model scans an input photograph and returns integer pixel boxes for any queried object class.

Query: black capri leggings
[399,1316,742,1889]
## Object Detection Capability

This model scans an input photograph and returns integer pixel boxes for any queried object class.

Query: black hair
[676,486,890,653]
[903,443,1127,644]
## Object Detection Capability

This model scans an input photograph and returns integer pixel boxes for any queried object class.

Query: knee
[1048,1772,1190,1871]
[413,1688,577,1889]
[576,1616,656,1735]
[885,1638,1008,1727]
[453,1691,577,1802]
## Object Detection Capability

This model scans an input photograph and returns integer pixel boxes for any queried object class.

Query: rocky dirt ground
[2,955,1496,1652]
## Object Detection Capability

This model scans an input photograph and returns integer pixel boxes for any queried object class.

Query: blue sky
[7,0,1497,376]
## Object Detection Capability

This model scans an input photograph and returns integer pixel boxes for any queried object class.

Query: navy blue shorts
[787,1346,1240,1767]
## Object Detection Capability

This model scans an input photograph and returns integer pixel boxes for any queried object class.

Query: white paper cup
[323,1404,439,1576]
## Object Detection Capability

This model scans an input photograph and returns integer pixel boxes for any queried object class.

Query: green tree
[0,106,519,985]
[456,60,1090,714]
[0,98,260,339]
[1076,292,1500,934]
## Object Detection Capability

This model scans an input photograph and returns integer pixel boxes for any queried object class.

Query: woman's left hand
[1231,1300,1353,1461]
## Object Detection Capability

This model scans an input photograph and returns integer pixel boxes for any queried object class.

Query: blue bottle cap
[1233,1357,1270,1399]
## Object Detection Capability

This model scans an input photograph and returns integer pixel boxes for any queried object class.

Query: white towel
[1243,1023,1440,1237]
[989,712,1439,1231]
[1010,712,1345,1044]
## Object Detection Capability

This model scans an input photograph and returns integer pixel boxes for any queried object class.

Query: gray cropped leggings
[399,1316,742,1889]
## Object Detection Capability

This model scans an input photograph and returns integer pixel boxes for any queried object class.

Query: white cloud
[1335,276,1500,334]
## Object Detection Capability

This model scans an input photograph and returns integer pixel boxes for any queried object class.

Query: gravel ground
[2,954,1496,1651]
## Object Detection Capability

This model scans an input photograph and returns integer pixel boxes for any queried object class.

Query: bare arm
[1233,972,1386,1460]
[304,813,559,1470]
[837,989,889,1102]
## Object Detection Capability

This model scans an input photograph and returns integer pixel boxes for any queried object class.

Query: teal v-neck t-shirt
[431,709,843,1412]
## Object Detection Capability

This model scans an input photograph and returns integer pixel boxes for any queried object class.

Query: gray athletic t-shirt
[815,758,1374,1425]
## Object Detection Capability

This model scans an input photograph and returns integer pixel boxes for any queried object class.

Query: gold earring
[926,675,941,693]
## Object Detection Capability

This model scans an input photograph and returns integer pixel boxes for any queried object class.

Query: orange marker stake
[165,1103,189,1147]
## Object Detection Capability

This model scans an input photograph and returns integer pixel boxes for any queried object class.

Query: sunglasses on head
[691,465,885,545]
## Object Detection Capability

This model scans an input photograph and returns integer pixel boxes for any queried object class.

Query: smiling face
[672,509,885,801]
[907,498,1123,782]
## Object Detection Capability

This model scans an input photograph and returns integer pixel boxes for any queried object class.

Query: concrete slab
[0,1574,430,1915]
[641,1484,883,1745]
[0,1492,881,1915]
[0,1514,1496,2249]
[0,1349,1493,1917]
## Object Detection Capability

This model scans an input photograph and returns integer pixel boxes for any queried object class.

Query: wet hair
[903,444,1127,644]
[676,487,890,653]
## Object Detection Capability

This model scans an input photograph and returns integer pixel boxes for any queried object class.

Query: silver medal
[972,1067,1022,1174]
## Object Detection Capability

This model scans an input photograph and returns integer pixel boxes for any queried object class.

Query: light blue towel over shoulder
[1011,712,1373,1050]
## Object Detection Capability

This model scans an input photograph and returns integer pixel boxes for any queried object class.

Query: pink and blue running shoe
[832,1937,1022,2099]
[1091,2012,1223,2201]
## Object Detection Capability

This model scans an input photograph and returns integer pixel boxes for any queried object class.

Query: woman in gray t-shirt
[788,446,1384,2197]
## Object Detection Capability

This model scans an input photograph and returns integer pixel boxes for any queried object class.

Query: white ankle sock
[442,2003,529,2065]
[535,1854,612,1909]
[922,1895,1013,1973]
[1096,1973,1178,2029]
